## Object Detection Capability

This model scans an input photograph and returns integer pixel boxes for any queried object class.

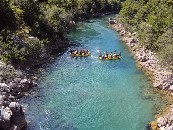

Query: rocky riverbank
[0,61,37,130]
[110,19,173,130]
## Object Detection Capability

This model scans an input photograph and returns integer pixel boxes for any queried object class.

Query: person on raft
[113,50,117,57]
[110,52,113,58]
[104,51,108,58]
[74,49,79,54]
[80,49,84,55]
[70,49,90,56]
[86,50,89,55]
[70,49,76,54]
[99,52,102,57]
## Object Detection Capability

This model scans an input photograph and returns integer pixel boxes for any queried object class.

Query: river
[21,15,162,130]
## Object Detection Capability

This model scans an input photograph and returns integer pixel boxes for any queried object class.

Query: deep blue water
[21,16,161,130]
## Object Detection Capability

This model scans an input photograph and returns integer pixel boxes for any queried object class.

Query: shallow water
[22,16,161,130]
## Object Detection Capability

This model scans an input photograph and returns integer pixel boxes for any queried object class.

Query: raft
[98,55,121,60]
[70,52,91,57]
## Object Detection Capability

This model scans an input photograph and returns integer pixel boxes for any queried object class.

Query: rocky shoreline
[0,61,37,130]
[1,15,172,130]
[110,19,173,130]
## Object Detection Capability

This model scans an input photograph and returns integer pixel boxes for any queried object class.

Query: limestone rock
[160,126,166,130]
[154,82,162,88]
[3,107,12,121]
[14,78,22,83]
[169,85,173,91]
[15,70,23,78]
[157,117,166,127]
[165,124,173,130]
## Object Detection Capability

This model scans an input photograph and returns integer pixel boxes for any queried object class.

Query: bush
[0,27,46,63]
[159,44,173,67]
[119,0,173,67]
[0,0,122,65]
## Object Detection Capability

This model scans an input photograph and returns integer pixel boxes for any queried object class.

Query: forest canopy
[0,0,122,64]
[2,0,172,68]
[118,0,173,67]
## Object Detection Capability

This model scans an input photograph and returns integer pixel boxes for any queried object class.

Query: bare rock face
[0,61,38,130]
[0,102,27,130]
[156,110,173,130]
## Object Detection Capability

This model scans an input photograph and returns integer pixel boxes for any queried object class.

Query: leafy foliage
[0,0,122,64]
[0,27,45,63]
[118,0,173,67]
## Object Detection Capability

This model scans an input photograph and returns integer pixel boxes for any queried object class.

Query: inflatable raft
[98,55,121,60]
[70,52,91,57]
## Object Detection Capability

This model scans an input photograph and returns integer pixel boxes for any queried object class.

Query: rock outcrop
[0,102,26,130]
[111,20,173,93]
[0,61,37,130]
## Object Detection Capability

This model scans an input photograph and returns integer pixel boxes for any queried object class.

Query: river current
[21,16,162,130]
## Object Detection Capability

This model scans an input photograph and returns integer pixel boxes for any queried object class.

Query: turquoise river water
[21,16,162,130]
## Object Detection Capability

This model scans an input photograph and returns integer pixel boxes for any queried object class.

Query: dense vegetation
[118,0,173,68]
[0,0,122,66]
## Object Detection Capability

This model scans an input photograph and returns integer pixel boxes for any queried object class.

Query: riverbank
[110,19,173,130]
[0,11,121,130]
[21,16,160,130]
[0,61,37,130]
[0,37,72,129]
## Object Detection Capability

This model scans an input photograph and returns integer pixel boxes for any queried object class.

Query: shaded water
[22,16,162,130]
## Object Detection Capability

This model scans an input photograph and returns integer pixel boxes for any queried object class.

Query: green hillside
[118,0,173,68]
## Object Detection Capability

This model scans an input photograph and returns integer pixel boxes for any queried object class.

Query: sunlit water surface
[21,16,162,130]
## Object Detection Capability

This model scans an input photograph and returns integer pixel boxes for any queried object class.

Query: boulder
[20,79,32,91]
[2,107,12,121]
[14,78,22,83]
[160,126,166,130]
[8,82,17,90]
[141,55,149,62]
[129,38,136,43]
[20,79,28,84]
[157,117,167,127]
[130,42,136,47]
[15,70,23,78]
[9,102,20,113]
[169,85,173,92]
[0,83,8,88]
[165,124,173,130]
[168,115,173,122]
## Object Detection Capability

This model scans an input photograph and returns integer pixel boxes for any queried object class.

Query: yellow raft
[98,55,121,60]
[70,52,91,57]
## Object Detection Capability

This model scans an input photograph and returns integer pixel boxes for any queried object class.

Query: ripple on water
[22,15,163,130]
